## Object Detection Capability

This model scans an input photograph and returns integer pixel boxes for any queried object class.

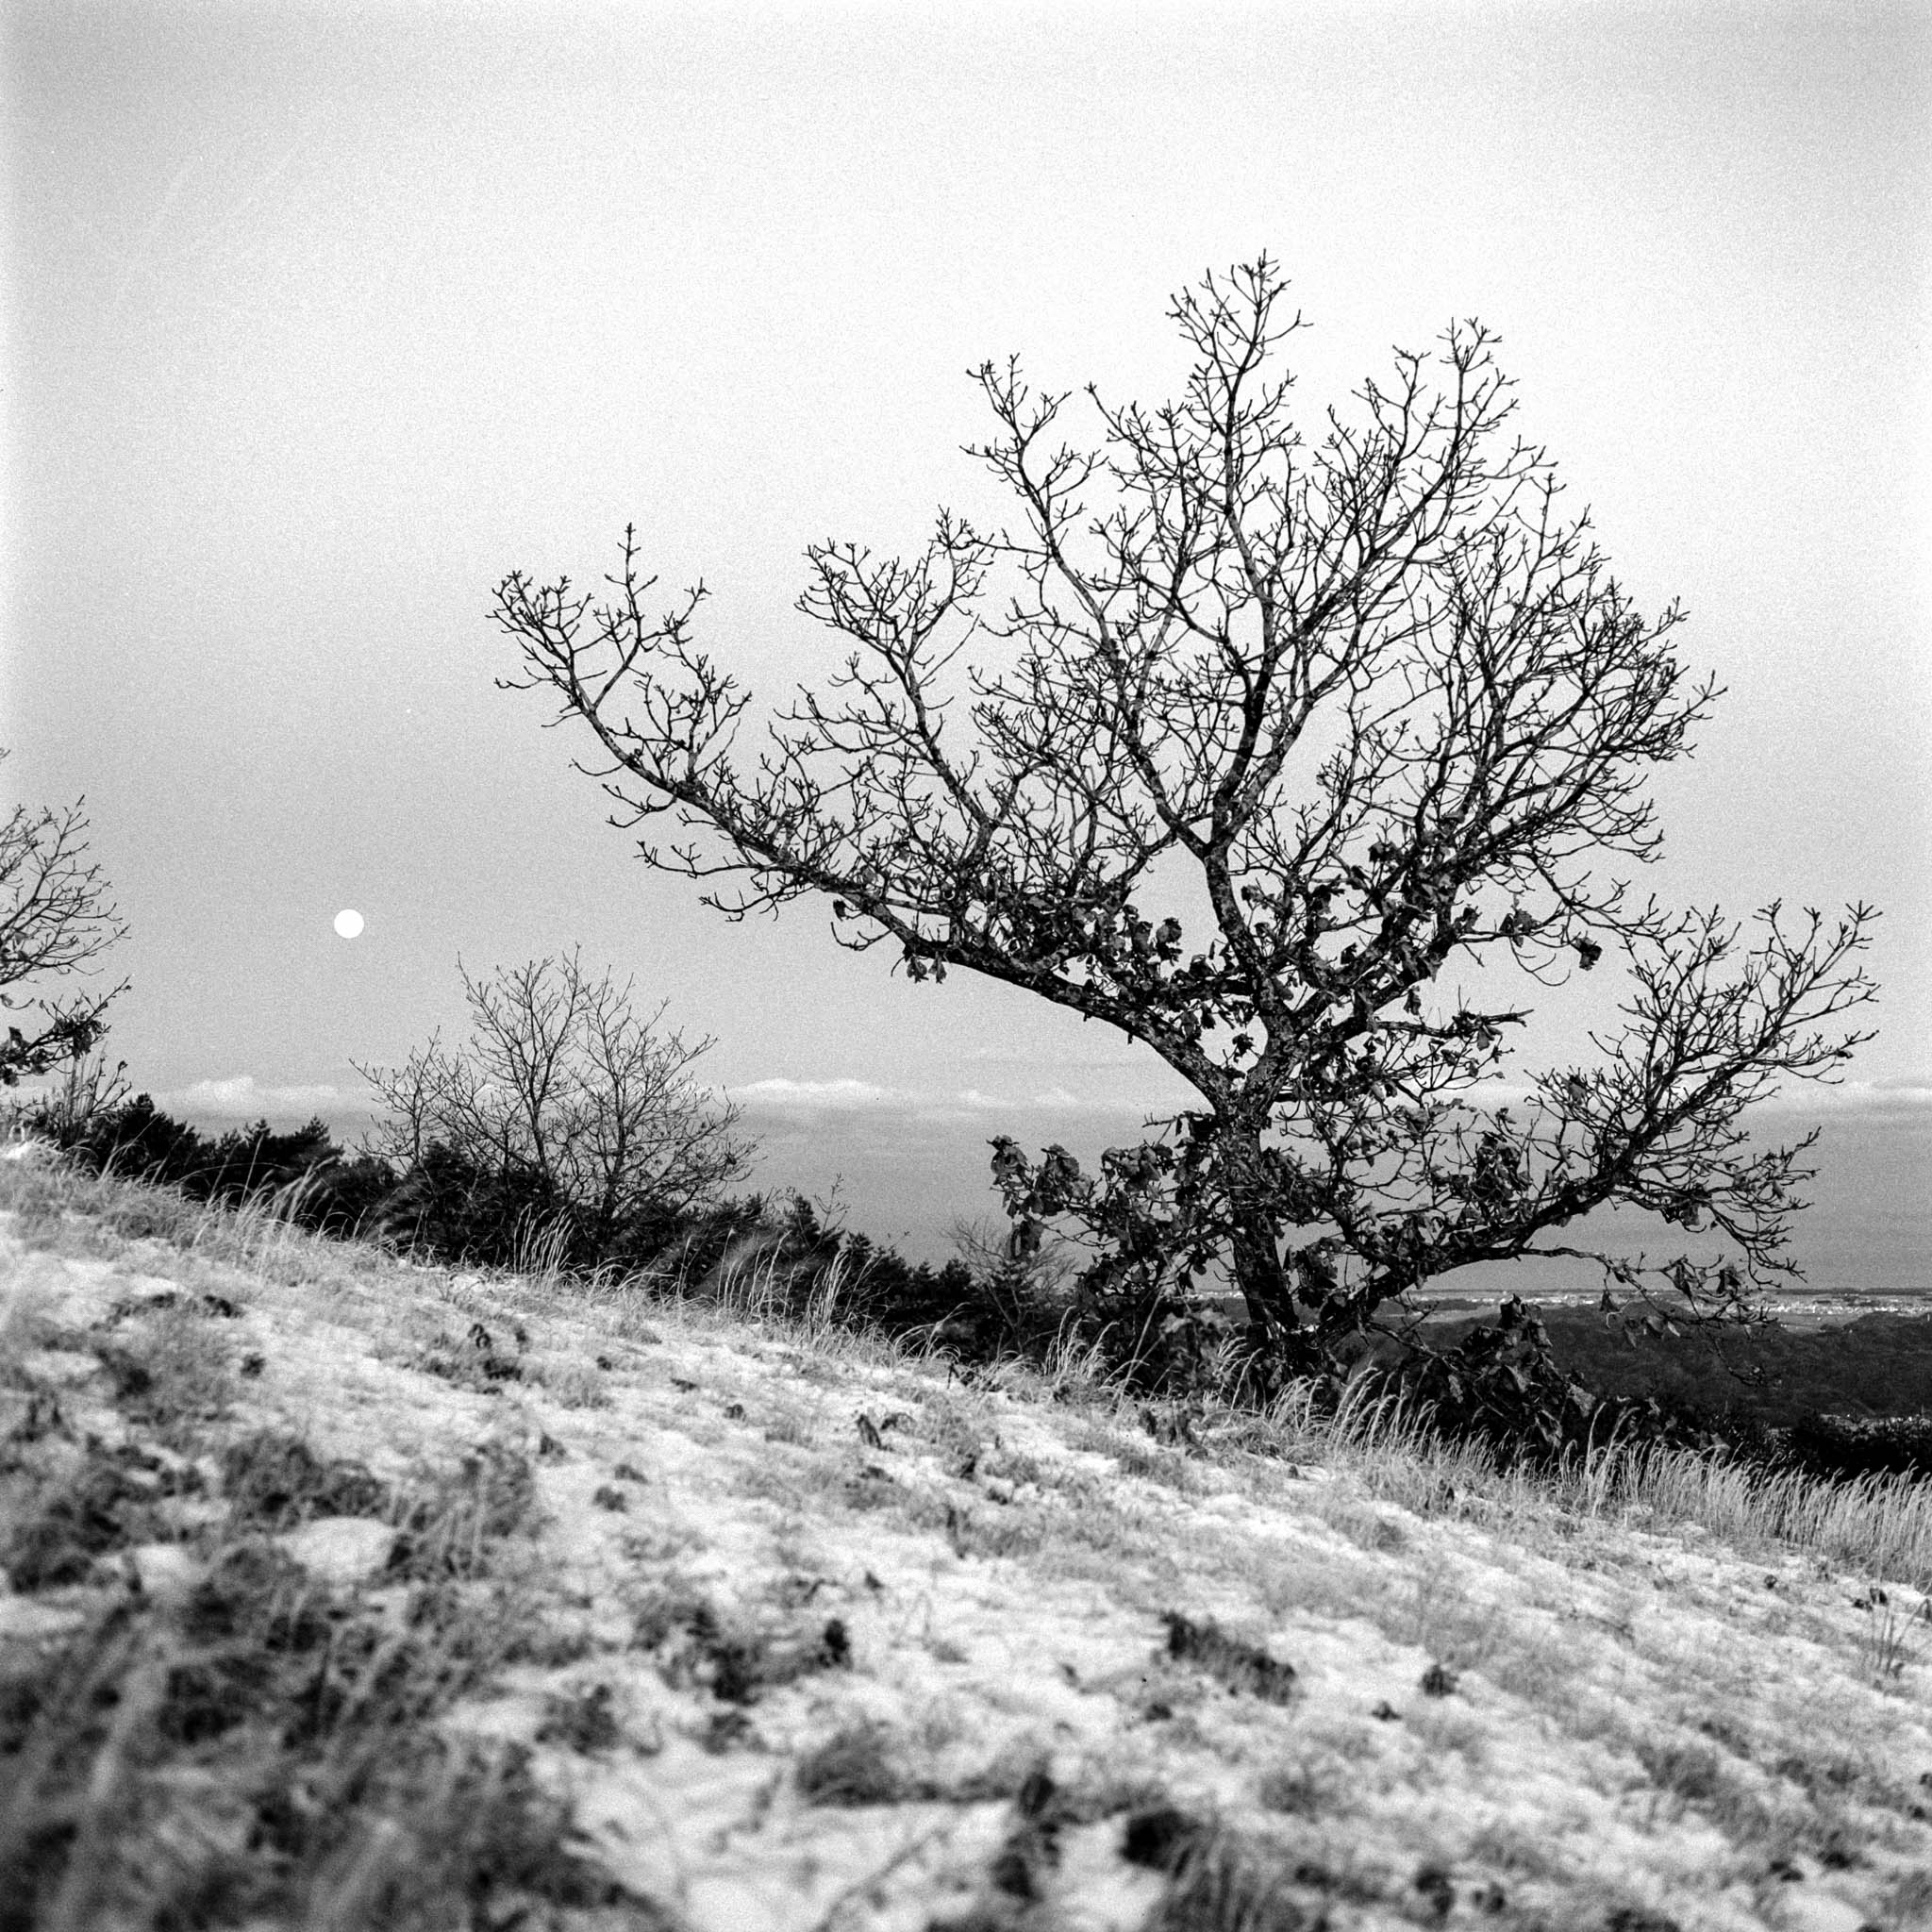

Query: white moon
[333,908,365,940]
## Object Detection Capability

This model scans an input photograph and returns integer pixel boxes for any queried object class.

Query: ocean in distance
[741,1093,1932,1307]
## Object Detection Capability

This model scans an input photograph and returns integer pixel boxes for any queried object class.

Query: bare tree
[1,750,129,1087]
[488,259,1876,1378]
[357,951,752,1245]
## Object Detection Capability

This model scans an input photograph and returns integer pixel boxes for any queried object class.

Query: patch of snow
[125,1541,203,1609]
[19,1347,106,1387]
[0,1594,92,1642]
[1770,1889,1872,1932]
[276,1517,396,1587]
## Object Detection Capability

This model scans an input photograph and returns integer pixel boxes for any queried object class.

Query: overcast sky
[4,0,1928,1256]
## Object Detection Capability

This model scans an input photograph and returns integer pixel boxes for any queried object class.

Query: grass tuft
[1162,1613,1298,1706]
[794,1720,910,1807]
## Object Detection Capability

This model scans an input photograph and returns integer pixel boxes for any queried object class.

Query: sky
[4,0,1929,1277]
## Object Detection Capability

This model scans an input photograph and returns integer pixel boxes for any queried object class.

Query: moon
[333,908,365,940]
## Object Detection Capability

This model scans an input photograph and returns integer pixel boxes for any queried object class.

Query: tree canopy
[1,749,128,1088]
[491,259,1876,1395]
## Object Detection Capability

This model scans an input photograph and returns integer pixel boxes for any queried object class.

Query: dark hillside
[1427,1307,1932,1428]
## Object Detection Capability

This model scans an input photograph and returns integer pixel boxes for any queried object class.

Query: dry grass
[0,1424,615,1928]
[1226,1374,1932,1594]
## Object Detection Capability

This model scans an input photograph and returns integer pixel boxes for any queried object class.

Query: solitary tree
[357,951,752,1252]
[0,749,129,1088]
[489,260,1875,1389]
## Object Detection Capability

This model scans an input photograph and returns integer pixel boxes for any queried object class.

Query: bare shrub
[358,949,751,1262]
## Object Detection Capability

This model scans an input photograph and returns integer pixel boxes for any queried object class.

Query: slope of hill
[3,1146,1931,1932]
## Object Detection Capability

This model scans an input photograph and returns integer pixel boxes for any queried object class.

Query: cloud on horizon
[155,1075,354,1120]
[731,1076,1160,1117]
[1771,1077,1932,1113]
[1421,1075,1932,1116]
[730,1077,895,1108]
[962,1041,1152,1072]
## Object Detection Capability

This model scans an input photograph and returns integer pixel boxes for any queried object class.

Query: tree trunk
[1219,1128,1296,1332]
[1226,1214,1288,1324]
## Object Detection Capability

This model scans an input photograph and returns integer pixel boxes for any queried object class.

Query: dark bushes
[1780,1412,1932,1482]
[1418,1300,1932,1476]
[1430,1305,1932,1432]
[1362,1298,1696,1469]
[14,1093,1000,1348]
[357,1141,572,1270]
[18,1095,393,1235]
[637,1191,999,1350]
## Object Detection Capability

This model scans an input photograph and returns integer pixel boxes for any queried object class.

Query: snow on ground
[4,1186,1931,1931]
